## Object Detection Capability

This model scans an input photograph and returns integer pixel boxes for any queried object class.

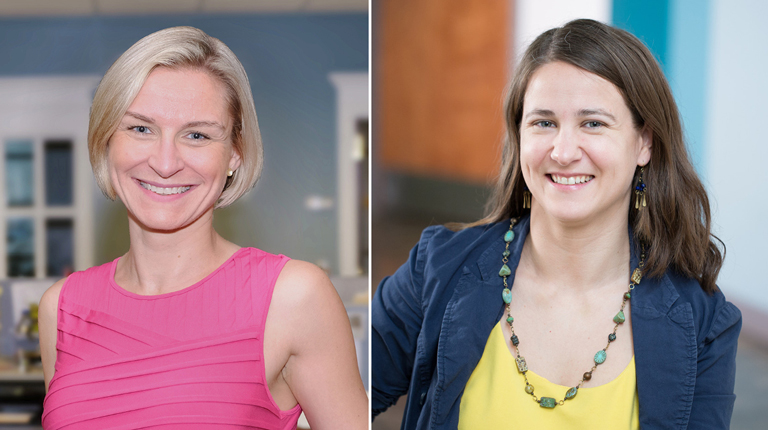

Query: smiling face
[108,67,241,232]
[519,61,651,226]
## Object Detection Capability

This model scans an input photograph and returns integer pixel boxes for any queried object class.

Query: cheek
[106,138,132,177]
[518,138,536,186]
[107,133,148,165]
[519,134,547,171]
[186,149,230,178]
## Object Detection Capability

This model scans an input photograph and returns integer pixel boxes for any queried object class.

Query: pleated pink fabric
[42,247,302,430]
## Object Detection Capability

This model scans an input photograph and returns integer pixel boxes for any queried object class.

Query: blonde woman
[39,27,367,429]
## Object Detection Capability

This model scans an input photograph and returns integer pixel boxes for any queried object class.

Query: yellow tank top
[458,322,640,429]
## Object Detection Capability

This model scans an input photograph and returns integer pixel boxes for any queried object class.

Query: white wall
[513,0,612,63]
[706,0,768,310]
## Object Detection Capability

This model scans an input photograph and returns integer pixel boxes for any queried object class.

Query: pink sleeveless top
[42,248,302,430]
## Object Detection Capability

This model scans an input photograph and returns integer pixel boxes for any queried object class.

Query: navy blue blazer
[372,216,741,429]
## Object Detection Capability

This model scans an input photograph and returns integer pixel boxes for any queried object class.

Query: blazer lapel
[430,218,529,428]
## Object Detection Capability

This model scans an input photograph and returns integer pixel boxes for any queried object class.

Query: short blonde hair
[88,26,263,208]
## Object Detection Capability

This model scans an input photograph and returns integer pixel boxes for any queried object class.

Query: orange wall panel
[377,0,510,184]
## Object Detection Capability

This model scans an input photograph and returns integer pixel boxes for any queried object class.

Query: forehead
[128,67,231,125]
[524,61,630,117]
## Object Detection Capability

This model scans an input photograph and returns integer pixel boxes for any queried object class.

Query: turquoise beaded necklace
[500,218,645,409]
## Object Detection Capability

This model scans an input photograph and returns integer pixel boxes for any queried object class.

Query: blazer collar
[627,231,680,318]
[476,216,529,284]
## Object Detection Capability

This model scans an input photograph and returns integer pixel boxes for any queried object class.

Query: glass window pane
[5,140,34,206]
[7,218,34,277]
[46,219,73,277]
[45,140,73,206]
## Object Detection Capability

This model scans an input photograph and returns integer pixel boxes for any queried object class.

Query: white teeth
[551,175,594,185]
[139,181,191,195]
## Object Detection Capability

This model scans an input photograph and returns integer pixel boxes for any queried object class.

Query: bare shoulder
[40,277,67,318]
[276,260,332,287]
[40,277,68,391]
[274,259,336,303]
[271,259,347,340]
[271,260,367,428]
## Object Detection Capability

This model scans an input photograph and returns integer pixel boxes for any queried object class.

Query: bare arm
[268,260,367,430]
[39,278,66,392]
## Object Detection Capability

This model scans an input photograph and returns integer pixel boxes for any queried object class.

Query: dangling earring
[634,167,646,210]
[227,169,234,177]
[523,185,532,209]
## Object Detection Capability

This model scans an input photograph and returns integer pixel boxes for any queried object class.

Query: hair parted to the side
[88,26,263,208]
[465,18,723,293]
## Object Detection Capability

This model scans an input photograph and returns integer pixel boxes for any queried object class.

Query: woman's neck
[523,207,631,293]
[117,210,239,295]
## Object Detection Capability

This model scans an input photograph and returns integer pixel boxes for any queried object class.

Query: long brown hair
[466,19,723,293]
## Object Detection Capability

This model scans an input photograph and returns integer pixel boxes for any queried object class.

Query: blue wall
[612,0,670,71]
[667,0,710,172]
[0,14,368,272]
[612,0,710,173]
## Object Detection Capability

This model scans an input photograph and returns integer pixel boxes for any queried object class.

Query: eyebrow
[523,108,617,122]
[524,109,555,120]
[124,111,155,124]
[124,111,227,131]
[578,109,616,121]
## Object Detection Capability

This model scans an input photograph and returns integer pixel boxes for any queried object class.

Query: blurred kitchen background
[0,0,368,427]
[372,0,768,429]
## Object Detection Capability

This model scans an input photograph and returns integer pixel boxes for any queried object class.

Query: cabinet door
[0,77,98,278]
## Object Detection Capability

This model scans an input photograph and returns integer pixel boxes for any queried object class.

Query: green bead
[613,310,626,324]
[525,384,534,394]
[504,230,515,242]
[506,316,514,324]
[539,397,557,408]
[502,288,512,304]
[624,292,631,300]
[608,333,616,342]
[594,350,607,364]
[503,250,511,257]
[565,387,578,400]
[499,264,512,277]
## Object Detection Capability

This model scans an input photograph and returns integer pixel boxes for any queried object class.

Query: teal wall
[612,0,670,71]
[667,0,711,172]
[612,0,710,173]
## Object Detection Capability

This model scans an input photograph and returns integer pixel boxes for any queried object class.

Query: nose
[147,134,184,178]
[550,128,582,166]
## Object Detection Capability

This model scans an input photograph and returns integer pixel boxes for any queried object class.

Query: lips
[549,174,594,185]
[138,180,191,196]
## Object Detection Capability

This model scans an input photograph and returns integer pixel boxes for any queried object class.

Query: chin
[127,210,196,233]
[533,202,596,226]
[139,219,188,233]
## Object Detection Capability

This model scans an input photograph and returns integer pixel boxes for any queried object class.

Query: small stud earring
[227,169,234,177]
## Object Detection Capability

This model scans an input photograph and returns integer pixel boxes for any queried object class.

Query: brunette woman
[372,19,740,429]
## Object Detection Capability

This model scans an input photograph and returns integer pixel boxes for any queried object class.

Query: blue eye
[131,125,150,133]
[585,121,604,128]
[535,120,555,128]
[189,132,208,140]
